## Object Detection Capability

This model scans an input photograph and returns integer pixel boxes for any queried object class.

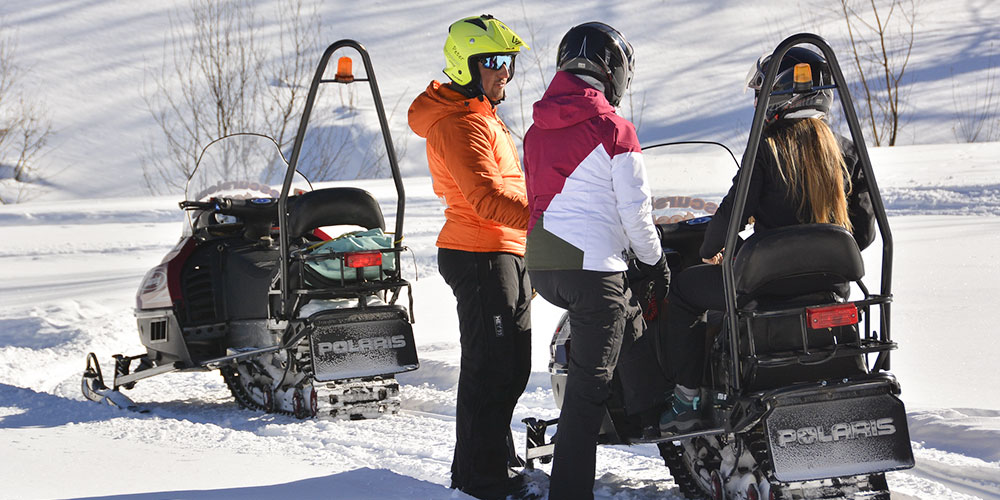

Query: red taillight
[344,251,382,268]
[806,303,859,329]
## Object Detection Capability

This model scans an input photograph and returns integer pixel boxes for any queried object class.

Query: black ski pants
[529,269,635,500]
[438,248,532,499]
[663,264,725,388]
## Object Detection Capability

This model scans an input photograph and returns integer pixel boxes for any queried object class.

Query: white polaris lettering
[876,417,896,436]
[777,430,797,447]
[776,417,898,447]
[831,423,851,441]
[852,420,872,438]
[318,335,408,356]
[817,426,833,443]
[797,427,817,445]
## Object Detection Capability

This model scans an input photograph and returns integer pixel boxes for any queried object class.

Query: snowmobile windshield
[641,141,739,224]
[185,133,311,203]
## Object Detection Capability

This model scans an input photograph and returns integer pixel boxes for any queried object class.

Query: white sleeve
[611,150,662,266]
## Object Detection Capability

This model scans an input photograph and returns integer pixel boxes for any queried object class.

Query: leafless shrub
[503,2,555,142]
[142,0,326,193]
[0,28,53,204]
[626,86,647,135]
[951,49,1000,142]
[839,0,918,146]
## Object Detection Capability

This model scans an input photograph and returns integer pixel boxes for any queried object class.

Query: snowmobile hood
[408,81,497,139]
[532,71,616,130]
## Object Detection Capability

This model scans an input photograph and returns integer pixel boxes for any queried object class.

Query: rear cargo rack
[277,245,414,322]
[740,294,895,372]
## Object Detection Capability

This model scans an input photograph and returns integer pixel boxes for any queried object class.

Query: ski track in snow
[2,178,1000,499]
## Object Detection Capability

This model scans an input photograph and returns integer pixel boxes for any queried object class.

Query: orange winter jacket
[408,81,528,255]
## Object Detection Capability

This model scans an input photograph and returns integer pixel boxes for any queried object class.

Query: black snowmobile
[82,40,419,419]
[522,34,914,499]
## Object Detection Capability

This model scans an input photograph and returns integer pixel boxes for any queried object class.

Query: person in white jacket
[522,22,667,500]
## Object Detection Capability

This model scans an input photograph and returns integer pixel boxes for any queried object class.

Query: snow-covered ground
[1,0,1000,498]
[2,144,1000,499]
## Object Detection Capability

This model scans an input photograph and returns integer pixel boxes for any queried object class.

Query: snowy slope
[0,0,998,200]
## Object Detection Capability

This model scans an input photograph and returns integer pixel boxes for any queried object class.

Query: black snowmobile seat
[287,187,385,238]
[732,224,868,390]
[733,223,864,302]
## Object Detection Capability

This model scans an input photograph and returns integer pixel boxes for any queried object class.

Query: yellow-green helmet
[443,14,529,88]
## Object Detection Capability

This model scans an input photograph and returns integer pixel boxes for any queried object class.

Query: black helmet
[745,46,833,123]
[556,22,634,106]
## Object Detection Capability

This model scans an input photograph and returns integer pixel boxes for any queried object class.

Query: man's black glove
[636,254,670,320]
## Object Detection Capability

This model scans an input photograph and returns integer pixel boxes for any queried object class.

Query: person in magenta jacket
[523,22,667,500]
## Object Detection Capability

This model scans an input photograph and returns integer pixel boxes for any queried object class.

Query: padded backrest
[733,223,864,300]
[287,187,385,238]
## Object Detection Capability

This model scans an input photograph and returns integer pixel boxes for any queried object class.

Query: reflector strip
[806,303,858,329]
[345,251,382,268]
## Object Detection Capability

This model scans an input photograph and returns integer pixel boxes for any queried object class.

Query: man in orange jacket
[408,14,535,500]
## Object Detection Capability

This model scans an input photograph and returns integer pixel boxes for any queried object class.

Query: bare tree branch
[141,0,326,193]
[0,26,54,204]
[838,0,917,146]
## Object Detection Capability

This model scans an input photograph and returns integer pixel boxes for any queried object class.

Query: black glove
[636,254,670,320]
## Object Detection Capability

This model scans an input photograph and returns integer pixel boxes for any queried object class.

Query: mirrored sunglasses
[480,54,513,70]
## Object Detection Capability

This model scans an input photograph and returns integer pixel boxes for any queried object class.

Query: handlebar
[179,197,279,217]
[179,200,216,211]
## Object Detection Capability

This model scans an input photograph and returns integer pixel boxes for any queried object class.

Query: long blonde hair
[765,118,853,231]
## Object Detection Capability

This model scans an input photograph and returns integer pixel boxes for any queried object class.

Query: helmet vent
[465,18,488,31]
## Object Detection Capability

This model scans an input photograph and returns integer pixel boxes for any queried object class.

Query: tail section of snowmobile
[82,40,419,420]
[523,33,914,500]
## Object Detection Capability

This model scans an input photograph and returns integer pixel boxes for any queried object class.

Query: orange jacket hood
[408,81,467,138]
[408,81,528,255]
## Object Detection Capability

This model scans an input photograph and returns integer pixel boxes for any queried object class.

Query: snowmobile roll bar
[276,40,406,319]
[722,33,895,392]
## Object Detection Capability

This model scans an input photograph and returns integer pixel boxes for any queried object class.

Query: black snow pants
[438,248,532,499]
[663,264,725,388]
[529,269,640,500]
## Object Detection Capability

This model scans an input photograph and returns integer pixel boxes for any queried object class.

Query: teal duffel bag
[305,228,396,281]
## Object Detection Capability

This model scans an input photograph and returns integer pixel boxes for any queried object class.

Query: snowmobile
[82,40,419,419]
[521,34,914,499]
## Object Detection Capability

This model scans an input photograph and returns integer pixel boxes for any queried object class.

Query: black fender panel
[306,306,418,381]
[764,382,914,482]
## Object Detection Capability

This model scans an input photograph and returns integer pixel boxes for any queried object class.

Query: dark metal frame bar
[721,33,895,392]
[276,40,406,319]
